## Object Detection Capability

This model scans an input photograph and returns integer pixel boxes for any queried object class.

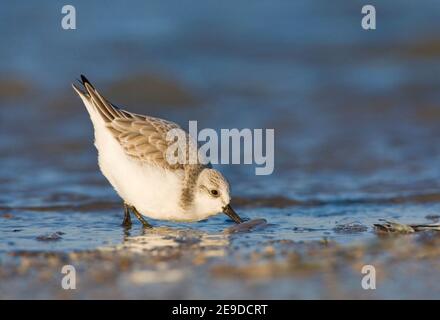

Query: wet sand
[1,217,440,299]
[1,198,440,299]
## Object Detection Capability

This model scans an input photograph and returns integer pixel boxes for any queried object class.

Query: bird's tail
[72,75,99,118]
[72,74,125,123]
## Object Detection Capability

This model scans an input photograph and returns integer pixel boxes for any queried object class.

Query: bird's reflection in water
[110,226,230,256]
[93,220,267,285]
[100,219,267,259]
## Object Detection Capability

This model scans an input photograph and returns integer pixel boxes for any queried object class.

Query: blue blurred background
[2,0,440,244]
[3,0,440,300]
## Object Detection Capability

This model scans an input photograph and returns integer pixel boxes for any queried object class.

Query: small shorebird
[73,75,243,228]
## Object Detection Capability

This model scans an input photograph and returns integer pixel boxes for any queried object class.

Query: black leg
[122,203,132,227]
[129,205,153,229]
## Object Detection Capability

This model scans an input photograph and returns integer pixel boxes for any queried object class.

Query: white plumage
[73,75,242,225]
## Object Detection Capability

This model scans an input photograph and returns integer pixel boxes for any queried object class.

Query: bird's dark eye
[210,189,219,197]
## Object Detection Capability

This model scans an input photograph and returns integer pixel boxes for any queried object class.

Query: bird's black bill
[222,204,243,224]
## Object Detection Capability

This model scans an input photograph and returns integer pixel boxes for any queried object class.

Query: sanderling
[72,75,243,228]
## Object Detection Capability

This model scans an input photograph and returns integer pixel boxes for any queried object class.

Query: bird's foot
[129,205,153,229]
[122,203,132,228]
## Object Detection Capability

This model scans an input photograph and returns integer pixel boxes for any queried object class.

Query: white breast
[91,117,190,221]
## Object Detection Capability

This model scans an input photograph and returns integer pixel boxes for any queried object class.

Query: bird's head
[193,168,243,223]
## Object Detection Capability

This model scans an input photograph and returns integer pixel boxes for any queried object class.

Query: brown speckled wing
[75,75,207,173]
[109,116,183,170]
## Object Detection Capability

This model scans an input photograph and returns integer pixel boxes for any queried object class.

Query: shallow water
[2,1,440,299]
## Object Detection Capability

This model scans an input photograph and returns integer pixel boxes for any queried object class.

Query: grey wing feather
[73,75,207,174]
[110,117,183,169]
